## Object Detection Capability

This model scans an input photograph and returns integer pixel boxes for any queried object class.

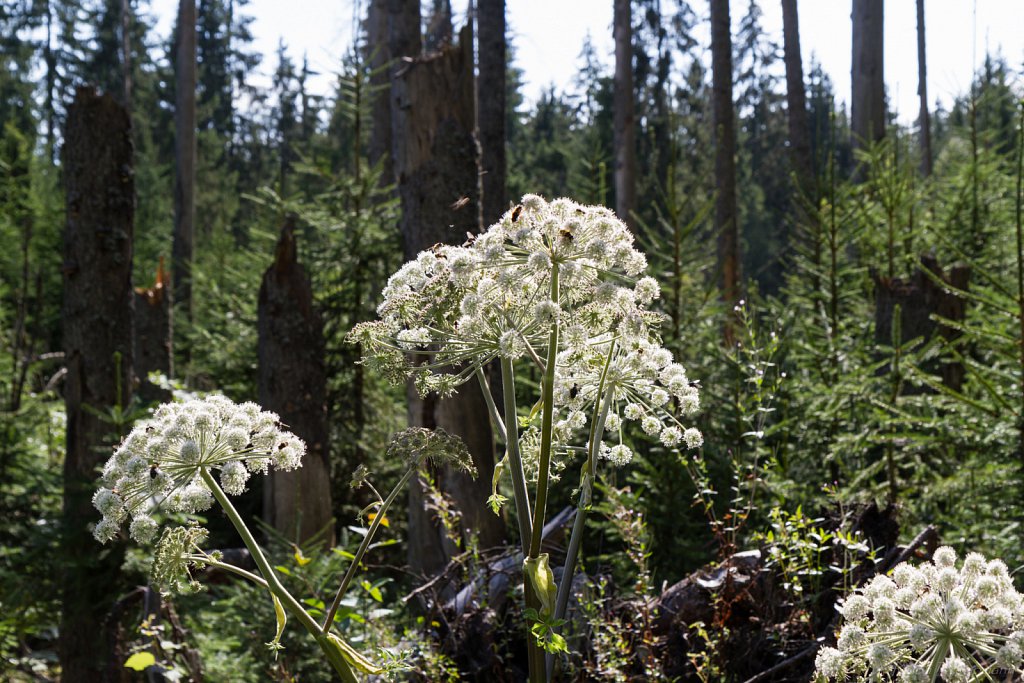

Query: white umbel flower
[93,395,306,545]
[350,194,702,473]
[814,547,1024,682]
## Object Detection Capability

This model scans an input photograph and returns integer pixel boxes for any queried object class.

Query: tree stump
[873,254,970,390]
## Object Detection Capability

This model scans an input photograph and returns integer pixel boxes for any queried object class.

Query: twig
[879,524,938,574]
[741,640,822,683]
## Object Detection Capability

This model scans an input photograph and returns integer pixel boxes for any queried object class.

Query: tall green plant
[353,195,705,682]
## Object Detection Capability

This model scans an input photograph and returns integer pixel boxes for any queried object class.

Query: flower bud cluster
[350,195,702,468]
[815,547,1024,682]
[93,395,306,544]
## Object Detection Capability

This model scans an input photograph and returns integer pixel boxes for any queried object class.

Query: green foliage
[178,526,403,682]
[755,504,872,601]
[0,394,63,670]
[2,1,1024,679]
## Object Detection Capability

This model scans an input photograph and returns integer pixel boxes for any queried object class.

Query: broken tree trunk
[392,22,504,576]
[59,87,135,682]
[257,217,334,545]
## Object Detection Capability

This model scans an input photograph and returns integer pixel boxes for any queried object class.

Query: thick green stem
[501,357,533,550]
[526,263,560,683]
[199,467,358,682]
[529,263,560,559]
[555,389,613,619]
[322,466,417,632]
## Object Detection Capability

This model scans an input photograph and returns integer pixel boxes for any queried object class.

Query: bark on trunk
[393,22,504,576]
[258,217,335,544]
[851,0,885,150]
[368,0,422,183]
[781,0,813,196]
[133,258,173,402]
[613,0,636,229]
[121,0,132,110]
[477,0,507,226]
[59,87,135,682]
[916,0,932,176]
[710,0,741,316]
[173,0,197,330]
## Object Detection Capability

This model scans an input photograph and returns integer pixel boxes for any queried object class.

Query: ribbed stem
[529,263,560,559]
[501,357,533,550]
[476,367,507,443]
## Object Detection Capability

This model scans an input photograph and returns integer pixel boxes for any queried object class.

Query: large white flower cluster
[351,195,702,467]
[815,547,1024,682]
[93,395,305,544]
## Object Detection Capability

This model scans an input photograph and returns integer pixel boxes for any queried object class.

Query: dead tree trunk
[710,0,741,319]
[851,0,885,151]
[613,0,636,229]
[367,0,421,183]
[367,0,389,172]
[916,0,932,176]
[173,0,196,336]
[393,22,504,576]
[59,87,135,682]
[258,217,334,545]
[134,258,172,402]
[477,0,507,226]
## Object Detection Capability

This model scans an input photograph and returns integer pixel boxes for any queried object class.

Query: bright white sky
[147,0,1024,124]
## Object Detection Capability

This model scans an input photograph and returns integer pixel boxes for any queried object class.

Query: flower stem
[555,355,615,620]
[321,466,417,633]
[547,345,615,681]
[526,263,560,683]
[529,262,560,559]
[186,554,269,589]
[476,367,507,443]
[501,357,534,550]
[199,467,359,683]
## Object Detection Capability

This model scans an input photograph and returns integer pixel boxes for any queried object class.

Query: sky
[147,1,1024,124]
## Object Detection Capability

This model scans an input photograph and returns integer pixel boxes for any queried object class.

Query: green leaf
[124,652,156,671]
[524,554,557,615]
[361,579,383,602]
[266,593,287,658]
